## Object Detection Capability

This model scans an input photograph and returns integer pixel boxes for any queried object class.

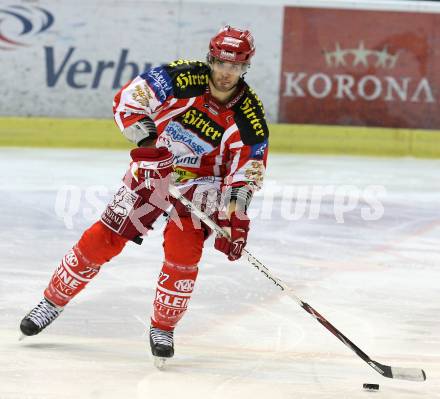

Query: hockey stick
[168,184,426,382]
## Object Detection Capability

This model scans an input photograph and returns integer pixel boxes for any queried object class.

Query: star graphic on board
[375,47,400,69]
[323,41,400,69]
[352,41,370,67]
[323,50,333,66]
[332,42,347,67]
[324,42,347,67]
[374,47,390,68]
[387,52,399,69]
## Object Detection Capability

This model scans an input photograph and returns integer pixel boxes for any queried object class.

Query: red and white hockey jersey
[113,59,269,191]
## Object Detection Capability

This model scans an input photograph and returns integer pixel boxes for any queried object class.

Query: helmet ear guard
[206,53,214,66]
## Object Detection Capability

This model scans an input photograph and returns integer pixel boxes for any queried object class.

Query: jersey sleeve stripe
[154,97,196,125]
[229,148,242,177]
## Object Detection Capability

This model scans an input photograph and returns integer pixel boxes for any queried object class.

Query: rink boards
[1,0,440,131]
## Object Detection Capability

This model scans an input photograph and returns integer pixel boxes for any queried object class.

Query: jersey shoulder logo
[232,85,269,145]
[140,66,173,103]
[164,59,210,99]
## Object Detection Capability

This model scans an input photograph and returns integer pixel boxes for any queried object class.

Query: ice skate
[150,326,174,369]
[20,298,63,338]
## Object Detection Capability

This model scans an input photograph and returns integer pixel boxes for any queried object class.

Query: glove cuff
[230,211,250,231]
[130,146,171,161]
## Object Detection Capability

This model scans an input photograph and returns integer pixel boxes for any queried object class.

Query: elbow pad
[122,116,158,145]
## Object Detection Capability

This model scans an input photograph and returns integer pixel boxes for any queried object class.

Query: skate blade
[18,333,27,341]
[153,356,167,370]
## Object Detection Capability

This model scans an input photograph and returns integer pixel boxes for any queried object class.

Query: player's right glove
[214,211,250,261]
[100,146,174,241]
[129,147,174,191]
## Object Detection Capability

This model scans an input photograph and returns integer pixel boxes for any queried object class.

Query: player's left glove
[214,211,250,261]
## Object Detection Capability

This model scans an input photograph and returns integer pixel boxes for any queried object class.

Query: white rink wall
[1,0,440,122]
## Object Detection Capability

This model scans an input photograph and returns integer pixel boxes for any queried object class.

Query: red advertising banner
[279,7,440,129]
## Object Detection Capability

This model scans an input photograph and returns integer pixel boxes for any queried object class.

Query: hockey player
[20,25,269,365]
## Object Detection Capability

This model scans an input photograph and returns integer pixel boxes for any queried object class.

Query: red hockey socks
[151,260,198,331]
[44,221,127,307]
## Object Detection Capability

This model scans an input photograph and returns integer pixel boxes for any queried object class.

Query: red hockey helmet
[209,25,255,64]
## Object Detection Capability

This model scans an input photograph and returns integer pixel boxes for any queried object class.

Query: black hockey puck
[363,383,379,391]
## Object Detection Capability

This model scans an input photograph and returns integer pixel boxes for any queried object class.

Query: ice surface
[0,148,439,398]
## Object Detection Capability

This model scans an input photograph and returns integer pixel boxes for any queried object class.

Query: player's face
[210,59,248,92]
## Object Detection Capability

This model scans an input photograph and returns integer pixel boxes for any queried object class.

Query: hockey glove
[129,147,174,189]
[214,211,250,261]
[101,147,174,241]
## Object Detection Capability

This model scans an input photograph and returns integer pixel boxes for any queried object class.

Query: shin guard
[44,221,127,307]
[151,260,198,331]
